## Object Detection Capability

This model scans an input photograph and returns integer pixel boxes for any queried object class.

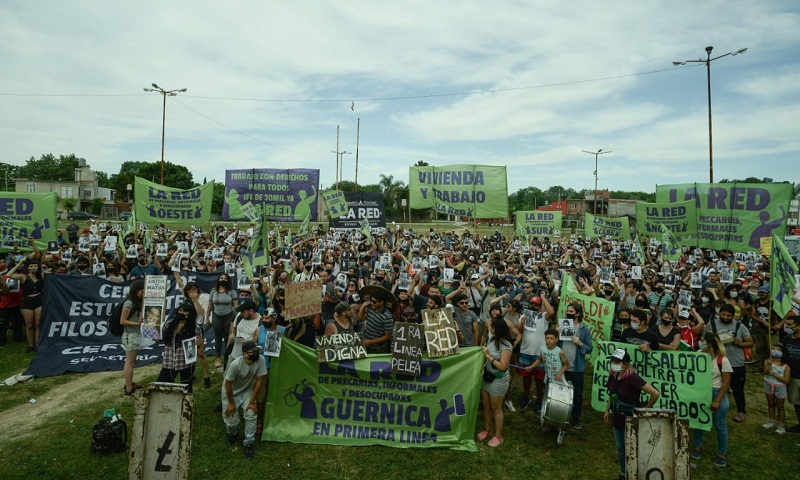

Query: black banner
[25,271,220,377]
[329,191,386,229]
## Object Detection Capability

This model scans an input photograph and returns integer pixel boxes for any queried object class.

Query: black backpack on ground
[91,416,127,453]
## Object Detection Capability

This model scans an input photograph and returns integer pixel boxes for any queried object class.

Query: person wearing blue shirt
[558,301,594,430]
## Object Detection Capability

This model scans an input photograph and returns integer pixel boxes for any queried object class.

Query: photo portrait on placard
[265,330,282,357]
[559,318,574,340]
[182,337,198,364]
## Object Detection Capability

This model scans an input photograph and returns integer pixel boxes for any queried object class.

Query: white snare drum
[540,379,574,428]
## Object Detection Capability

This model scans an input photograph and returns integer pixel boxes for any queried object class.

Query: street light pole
[673,46,747,183]
[143,83,187,185]
[582,149,611,215]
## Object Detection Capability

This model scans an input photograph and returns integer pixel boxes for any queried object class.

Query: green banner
[655,183,793,252]
[408,165,508,219]
[635,200,697,242]
[321,190,348,219]
[584,213,631,239]
[556,275,613,360]
[264,339,482,451]
[0,192,57,252]
[515,210,561,238]
[134,177,214,225]
[771,233,799,318]
[591,341,713,430]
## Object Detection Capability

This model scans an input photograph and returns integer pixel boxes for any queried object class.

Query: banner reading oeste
[408,165,508,219]
[591,341,712,431]
[556,275,613,360]
[634,200,697,242]
[224,168,320,222]
[264,339,483,451]
[0,192,57,251]
[515,210,562,238]
[134,177,214,224]
[655,183,793,252]
[584,213,630,239]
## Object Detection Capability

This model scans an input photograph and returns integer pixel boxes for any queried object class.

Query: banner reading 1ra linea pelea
[134,177,214,224]
[264,339,483,451]
[408,165,508,219]
[655,183,793,252]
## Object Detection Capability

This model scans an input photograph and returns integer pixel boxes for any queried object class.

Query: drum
[540,380,574,428]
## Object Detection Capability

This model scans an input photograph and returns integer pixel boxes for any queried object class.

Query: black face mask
[655,286,664,293]
[604,290,613,296]
[138,259,147,266]
[246,351,260,361]
[263,320,274,328]
[566,313,575,320]
[175,312,189,322]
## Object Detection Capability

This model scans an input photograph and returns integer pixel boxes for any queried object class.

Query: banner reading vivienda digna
[655,183,793,252]
[0,192,57,252]
[584,213,631,239]
[515,210,562,238]
[264,339,482,450]
[134,177,214,224]
[224,168,320,222]
[408,165,508,219]
[591,341,712,431]
[634,200,697,242]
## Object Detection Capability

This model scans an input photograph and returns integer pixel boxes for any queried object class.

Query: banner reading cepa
[134,177,214,224]
[0,192,57,251]
[655,182,793,252]
[408,165,508,219]
[264,339,483,451]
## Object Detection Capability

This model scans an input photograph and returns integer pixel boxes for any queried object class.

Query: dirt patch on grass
[0,364,160,445]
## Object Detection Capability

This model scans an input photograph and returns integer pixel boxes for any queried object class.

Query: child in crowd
[762,344,791,435]
[526,329,568,384]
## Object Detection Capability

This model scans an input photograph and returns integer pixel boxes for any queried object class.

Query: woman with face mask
[208,274,238,369]
[157,301,201,392]
[654,309,682,350]
[696,288,717,323]
[691,331,732,468]
[14,259,45,353]
[604,349,660,479]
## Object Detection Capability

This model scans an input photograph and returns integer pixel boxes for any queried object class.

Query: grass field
[0,338,795,480]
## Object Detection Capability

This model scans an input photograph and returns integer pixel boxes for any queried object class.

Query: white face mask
[630,321,641,330]
[610,363,623,373]
[697,340,707,351]
[730,291,738,298]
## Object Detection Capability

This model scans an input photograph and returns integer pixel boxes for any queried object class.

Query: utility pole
[582,149,611,215]
[143,83,187,185]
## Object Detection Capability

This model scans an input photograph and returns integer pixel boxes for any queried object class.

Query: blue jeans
[693,387,729,455]
[613,426,626,476]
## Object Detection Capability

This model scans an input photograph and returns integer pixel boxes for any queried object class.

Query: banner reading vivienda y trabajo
[584,213,631,240]
[591,341,712,431]
[408,165,508,219]
[264,339,483,450]
[634,200,697,243]
[224,168,320,222]
[134,177,214,224]
[515,210,562,238]
[0,192,57,252]
[655,183,793,252]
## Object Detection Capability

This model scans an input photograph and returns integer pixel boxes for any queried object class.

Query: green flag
[771,233,799,318]
[0,192,57,252]
[298,212,310,238]
[119,209,136,250]
[630,233,646,265]
[360,217,372,242]
[321,190,348,219]
[660,223,682,262]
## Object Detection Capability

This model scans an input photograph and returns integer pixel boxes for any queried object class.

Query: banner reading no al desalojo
[264,339,483,451]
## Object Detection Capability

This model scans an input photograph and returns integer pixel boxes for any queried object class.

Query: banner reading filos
[408,165,508,219]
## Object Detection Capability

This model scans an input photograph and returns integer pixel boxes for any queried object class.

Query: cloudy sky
[2,1,798,196]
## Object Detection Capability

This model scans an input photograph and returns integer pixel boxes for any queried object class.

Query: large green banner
[408,165,508,219]
[264,339,482,451]
[771,233,799,318]
[655,183,793,252]
[635,200,697,242]
[556,275,613,360]
[584,213,631,239]
[591,341,713,430]
[134,177,214,225]
[515,210,561,238]
[0,192,57,252]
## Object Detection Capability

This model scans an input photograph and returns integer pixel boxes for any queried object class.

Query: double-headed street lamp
[582,149,611,214]
[672,46,747,183]
[143,83,187,185]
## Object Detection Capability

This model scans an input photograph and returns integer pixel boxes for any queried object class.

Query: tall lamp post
[143,83,187,185]
[672,46,747,183]
[582,149,611,214]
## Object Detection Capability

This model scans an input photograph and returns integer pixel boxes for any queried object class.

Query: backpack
[91,416,127,453]
[108,302,125,337]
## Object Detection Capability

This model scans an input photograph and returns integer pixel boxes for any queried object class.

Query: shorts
[787,378,800,405]
[21,295,43,310]
[764,381,787,399]
[122,327,142,352]
[519,353,545,380]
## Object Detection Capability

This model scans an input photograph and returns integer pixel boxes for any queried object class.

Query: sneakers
[690,449,702,460]
[487,436,504,447]
[503,400,516,412]
[533,401,542,413]
[203,377,211,389]
[733,412,746,423]
[776,425,787,435]
[572,419,582,430]
[712,455,727,468]
[476,430,489,442]
[762,421,776,430]
[519,396,531,410]
[787,424,800,434]
[227,433,238,446]
[244,444,254,460]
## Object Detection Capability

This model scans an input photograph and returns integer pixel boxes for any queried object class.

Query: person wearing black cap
[221,340,266,460]
[325,302,355,336]
[604,348,660,479]
[226,299,261,362]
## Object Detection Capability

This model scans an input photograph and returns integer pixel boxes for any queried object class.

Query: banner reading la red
[655,183,792,252]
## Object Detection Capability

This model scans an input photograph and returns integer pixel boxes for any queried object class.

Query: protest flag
[770,233,799,318]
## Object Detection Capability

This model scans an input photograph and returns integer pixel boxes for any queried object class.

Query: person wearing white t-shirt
[518,295,555,412]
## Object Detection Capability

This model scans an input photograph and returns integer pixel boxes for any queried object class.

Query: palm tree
[379,174,405,221]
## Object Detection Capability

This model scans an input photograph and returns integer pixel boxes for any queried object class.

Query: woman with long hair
[207,273,238,369]
[122,279,145,396]
[691,331,732,468]
[157,300,201,392]
[16,259,44,353]
[477,315,513,447]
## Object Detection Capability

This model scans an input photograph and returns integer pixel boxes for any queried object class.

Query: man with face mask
[647,279,673,316]
[705,303,753,423]
[622,309,660,352]
[70,256,92,276]
[558,302,593,429]
[518,295,555,412]
[228,299,262,360]
[128,252,161,280]
[221,340,266,460]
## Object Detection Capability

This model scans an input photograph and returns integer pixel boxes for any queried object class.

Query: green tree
[0,162,19,191]
[61,197,76,212]
[17,153,80,181]
[212,182,225,215]
[109,161,196,199]
[90,198,104,216]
